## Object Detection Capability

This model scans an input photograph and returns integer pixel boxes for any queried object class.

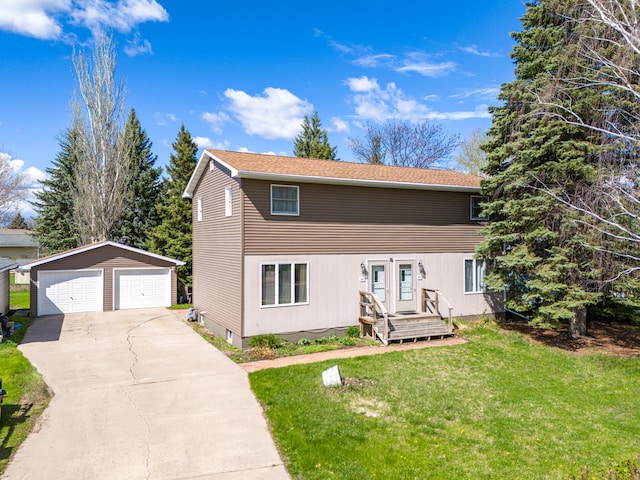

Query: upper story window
[225,187,233,217]
[470,195,489,221]
[271,185,299,216]
[197,197,203,222]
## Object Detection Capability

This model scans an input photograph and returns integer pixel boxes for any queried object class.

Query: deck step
[373,315,453,342]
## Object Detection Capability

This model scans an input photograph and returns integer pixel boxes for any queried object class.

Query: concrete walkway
[240,337,466,372]
[4,309,289,480]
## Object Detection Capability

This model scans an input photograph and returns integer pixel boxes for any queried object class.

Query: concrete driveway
[4,309,289,480]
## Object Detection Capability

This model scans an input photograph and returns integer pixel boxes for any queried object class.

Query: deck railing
[422,288,453,332]
[358,290,389,345]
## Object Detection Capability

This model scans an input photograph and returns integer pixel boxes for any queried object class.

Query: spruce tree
[32,127,81,254]
[476,0,628,336]
[147,125,197,297]
[111,109,162,248]
[7,212,28,229]
[293,111,338,160]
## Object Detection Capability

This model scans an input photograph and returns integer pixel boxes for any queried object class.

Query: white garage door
[38,270,103,316]
[115,268,171,310]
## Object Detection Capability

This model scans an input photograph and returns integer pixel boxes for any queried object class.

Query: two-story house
[184,150,502,349]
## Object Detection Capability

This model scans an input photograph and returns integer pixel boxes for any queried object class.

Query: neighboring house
[22,241,185,317]
[184,150,503,349]
[0,229,39,259]
[0,257,18,315]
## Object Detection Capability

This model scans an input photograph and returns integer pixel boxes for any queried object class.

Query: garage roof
[0,257,17,272]
[20,241,186,271]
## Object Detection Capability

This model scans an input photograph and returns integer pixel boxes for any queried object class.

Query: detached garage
[22,241,185,317]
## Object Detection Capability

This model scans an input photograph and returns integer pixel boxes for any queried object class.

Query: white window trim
[260,261,309,308]
[464,258,486,294]
[270,184,300,216]
[225,187,233,217]
[470,195,489,221]
[197,197,203,222]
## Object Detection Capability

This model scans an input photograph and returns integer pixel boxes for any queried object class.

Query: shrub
[328,335,339,342]
[296,337,311,346]
[314,336,329,344]
[344,326,360,338]
[339,336,357,346]
[249,333,280,349]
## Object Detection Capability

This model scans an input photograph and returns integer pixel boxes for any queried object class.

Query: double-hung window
[470,195,489,221]
[464,258,486,293]
[271,185,299,215]
[261,262,308,306]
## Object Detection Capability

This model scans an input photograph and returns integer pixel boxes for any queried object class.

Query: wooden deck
[376,312,454,342]
[359,289,455,345]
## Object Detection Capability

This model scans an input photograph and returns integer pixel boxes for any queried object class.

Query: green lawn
[250,323,640,479]
[0,316,50,474]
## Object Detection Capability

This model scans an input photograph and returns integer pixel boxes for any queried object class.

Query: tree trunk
[569,305,587,338]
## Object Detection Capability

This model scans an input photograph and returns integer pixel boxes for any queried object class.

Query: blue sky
[0,0,527,215]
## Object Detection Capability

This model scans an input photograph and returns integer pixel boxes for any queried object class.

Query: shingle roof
[20,241,185,270]
[0,257,17,272]
[184,150,481,198]
[0,229,38,248]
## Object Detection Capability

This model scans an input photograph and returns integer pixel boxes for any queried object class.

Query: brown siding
[30,245,178,316]
[243,180,484,255]
[192,163,243,342]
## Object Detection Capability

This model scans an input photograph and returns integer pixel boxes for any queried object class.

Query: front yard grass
[250,322,640,479]
[0,316,51,475]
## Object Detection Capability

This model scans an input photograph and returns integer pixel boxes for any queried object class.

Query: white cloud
[329,117,349,133]
[353,53,395,68]
[396,60,456,77]
[346,76,491,123]
[193,136,230,150]
[201,111,230,135]
[450,87,500,99]
[153,112,178,127]
[424,104,492,121]
[345,76,379,93]
[0,152,47,218]
[124,32,153,56]
[461,45,501,57]
[0,0,168,40]
[224,87,313,140]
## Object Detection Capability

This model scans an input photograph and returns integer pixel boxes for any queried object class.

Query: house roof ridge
[184,149,481,198]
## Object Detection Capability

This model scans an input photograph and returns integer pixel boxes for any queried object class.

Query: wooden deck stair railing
[422,288,453,332]
[358,291,390,345]
[359,289,455,344]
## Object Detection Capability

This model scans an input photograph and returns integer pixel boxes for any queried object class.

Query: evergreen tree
[111,109,162,248]
[293,111,338,160]
[147,125,197,296]
[7,212,28,229]
[476,0,634,337]
[32,127,81,254]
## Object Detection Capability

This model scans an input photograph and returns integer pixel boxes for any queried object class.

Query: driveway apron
[4,309,289,480]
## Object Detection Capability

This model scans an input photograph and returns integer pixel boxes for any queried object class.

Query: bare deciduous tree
[533,0,640,280]
[349,119,460,168]
[72,33,133,244]
[0,153,27,225]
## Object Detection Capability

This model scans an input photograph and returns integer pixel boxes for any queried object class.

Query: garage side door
[38,270,103,316]
[115,268,171,310]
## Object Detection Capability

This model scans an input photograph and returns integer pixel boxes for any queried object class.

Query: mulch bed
[501,320,640,357]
